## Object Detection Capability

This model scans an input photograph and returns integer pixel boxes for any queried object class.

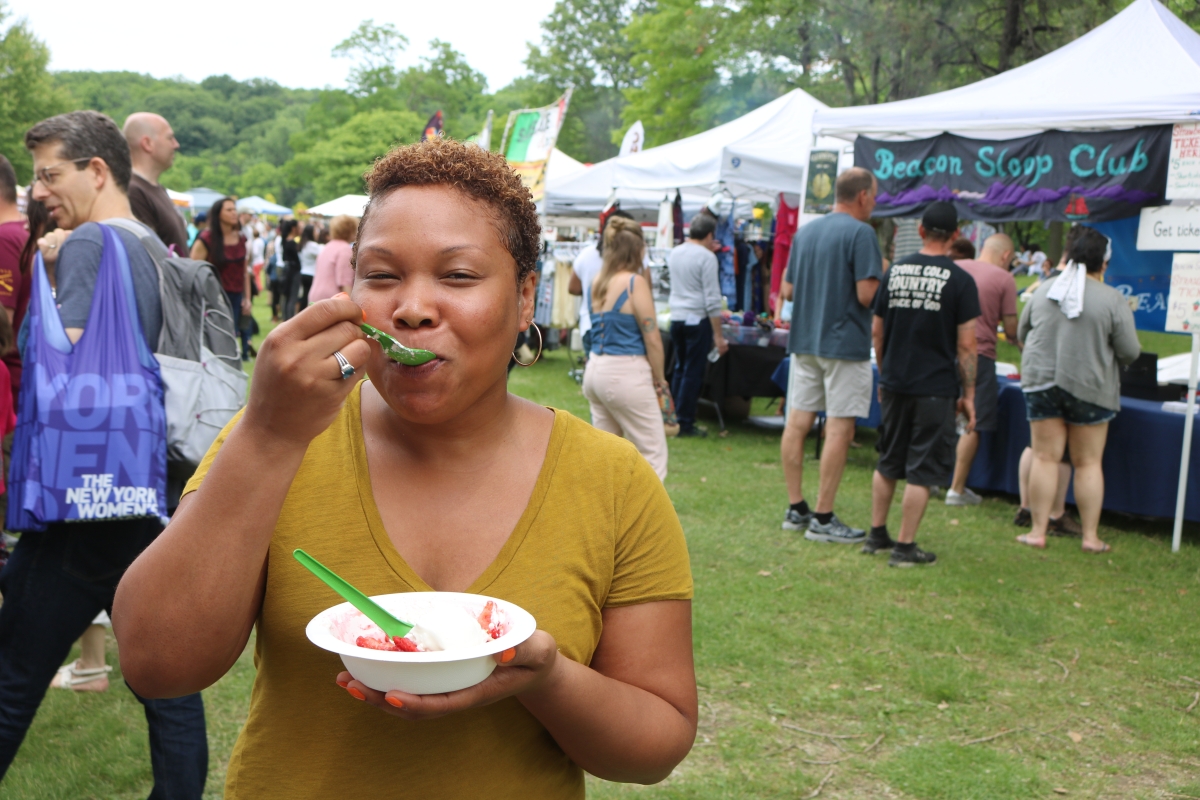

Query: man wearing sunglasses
[0,110,207,799]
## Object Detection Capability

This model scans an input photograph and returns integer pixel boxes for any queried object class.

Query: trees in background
[0,3,68,180]
[7,1,1197,205]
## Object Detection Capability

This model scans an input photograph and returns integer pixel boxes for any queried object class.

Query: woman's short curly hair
[357,138,542,283]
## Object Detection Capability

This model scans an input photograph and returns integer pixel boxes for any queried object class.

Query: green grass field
[4,294,1199,799]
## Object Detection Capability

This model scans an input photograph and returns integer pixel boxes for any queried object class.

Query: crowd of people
[771,170,1138,565]
[0,96,1154,794]
[0,110,701,797]
[0,106,376,797]
[566,166,1141,567]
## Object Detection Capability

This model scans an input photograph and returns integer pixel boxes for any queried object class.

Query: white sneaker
[945,488,982,506]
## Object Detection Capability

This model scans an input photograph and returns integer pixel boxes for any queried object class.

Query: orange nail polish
[385,696,404,708]
[335,677,349,688]
[500,648,516,664]
[347,687,366,701]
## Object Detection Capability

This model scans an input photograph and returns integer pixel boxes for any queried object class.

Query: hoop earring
[512,323,543,367]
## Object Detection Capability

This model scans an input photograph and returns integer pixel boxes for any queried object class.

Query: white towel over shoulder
[1047,261,1086,319]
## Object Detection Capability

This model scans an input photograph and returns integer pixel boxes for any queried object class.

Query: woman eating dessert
[113,138,696,799]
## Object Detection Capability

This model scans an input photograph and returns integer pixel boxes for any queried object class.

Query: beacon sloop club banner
[854,126,1172,223]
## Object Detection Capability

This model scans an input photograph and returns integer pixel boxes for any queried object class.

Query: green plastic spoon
[360,323,437,366]
[293,549,414,639]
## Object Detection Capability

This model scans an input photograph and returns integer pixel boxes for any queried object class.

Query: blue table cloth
[968,378,1200,521]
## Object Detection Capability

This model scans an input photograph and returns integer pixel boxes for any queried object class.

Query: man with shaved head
[124,112,189,255]
[946,231,1019,505]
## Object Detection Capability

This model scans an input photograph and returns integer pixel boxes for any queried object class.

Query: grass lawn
[5,294,1200,799]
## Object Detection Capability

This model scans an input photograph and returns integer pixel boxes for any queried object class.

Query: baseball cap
[921,202,958,235]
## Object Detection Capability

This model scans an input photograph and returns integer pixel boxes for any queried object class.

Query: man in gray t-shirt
[7,110,207,796]
[776,168,882,544]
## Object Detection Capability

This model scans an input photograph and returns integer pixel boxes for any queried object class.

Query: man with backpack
[0,110,207,798]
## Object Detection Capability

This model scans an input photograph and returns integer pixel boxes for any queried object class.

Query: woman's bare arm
[189,238,207,262]
[113,299,371,698]
[632,273,666,384]
[521,600,696,783]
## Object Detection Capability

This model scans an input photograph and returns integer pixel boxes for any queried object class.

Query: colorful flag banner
[422,111,443,142]
[501,90,572,202]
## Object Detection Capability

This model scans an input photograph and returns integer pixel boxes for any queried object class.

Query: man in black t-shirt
[866,202,980,567]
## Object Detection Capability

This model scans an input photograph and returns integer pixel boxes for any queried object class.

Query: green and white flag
[501,90,572,202]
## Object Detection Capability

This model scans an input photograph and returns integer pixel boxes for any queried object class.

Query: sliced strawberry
[356,636,398,651]
[392,636,421,652]
[477,601,496,630]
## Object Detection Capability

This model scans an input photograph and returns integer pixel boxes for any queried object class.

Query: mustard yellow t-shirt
[183,383,693,799]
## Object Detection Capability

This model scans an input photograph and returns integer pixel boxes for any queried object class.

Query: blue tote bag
[7,224,168,531]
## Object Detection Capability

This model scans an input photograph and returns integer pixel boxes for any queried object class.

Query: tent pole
[1171,330,1199,552]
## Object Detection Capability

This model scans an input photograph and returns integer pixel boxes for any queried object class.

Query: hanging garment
[672,190,685,245]
[8,226,168,531]
[770,194,800,313]
[741,242,758,316]
[715,212,737,311]
[656,197,674,250]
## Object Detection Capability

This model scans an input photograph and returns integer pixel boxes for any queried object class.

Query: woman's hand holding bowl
[244,292,371,449]
[335,630,559,720]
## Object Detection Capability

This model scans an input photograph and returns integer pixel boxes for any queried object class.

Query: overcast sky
[7,0,558,92]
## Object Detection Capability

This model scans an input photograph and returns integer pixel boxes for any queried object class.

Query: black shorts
[876,390,958,487]
[974,356,998,433]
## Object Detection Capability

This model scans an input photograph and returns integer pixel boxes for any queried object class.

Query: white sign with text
[1136,205,1200,250]
[1167,122,1200,200]
[1165,253,1200,333]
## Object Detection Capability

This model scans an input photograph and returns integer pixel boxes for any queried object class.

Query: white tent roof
[611,89,840,198]
[307,195,368,217]
[545,88,844,215]
[237,195,292,215]
[814,0,1200,140]
[543,156,711,217]
[544,148,587,184]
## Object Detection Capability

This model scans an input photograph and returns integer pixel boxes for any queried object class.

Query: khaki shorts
[788,354,872,419]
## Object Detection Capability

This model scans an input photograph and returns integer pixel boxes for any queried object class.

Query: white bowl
[305,592,536,695]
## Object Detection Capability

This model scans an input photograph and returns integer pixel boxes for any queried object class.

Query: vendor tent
[186,187,225,212]
[813,0,1200,140]
[307,195,368,217]
[544,148,587,185]
[546,88,845,216]
[237,196,291,215]
[166,189,192,207]
[543,156,710,218]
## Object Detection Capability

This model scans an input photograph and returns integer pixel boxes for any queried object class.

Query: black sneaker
[805,513,866,544]
[861,533,896,554]
[1013,507,1032,527]
[782,508,814,531]
[888,545,937,567]
[677,426,708,438]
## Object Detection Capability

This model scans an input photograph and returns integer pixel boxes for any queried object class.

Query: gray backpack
[103,219,247,467]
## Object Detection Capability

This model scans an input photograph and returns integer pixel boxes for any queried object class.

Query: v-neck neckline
[348,384,567,594]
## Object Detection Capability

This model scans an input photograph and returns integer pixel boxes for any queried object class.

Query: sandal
[49,659,111,693]
[1016,533,1047,549]
[1081,541,1111,554]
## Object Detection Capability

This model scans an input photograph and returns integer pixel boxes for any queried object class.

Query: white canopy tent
[307,195,368,217]
[810,0,1200,555]
[813,0,1200,141]
[545,88,846,216]
[237,196,292,215]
